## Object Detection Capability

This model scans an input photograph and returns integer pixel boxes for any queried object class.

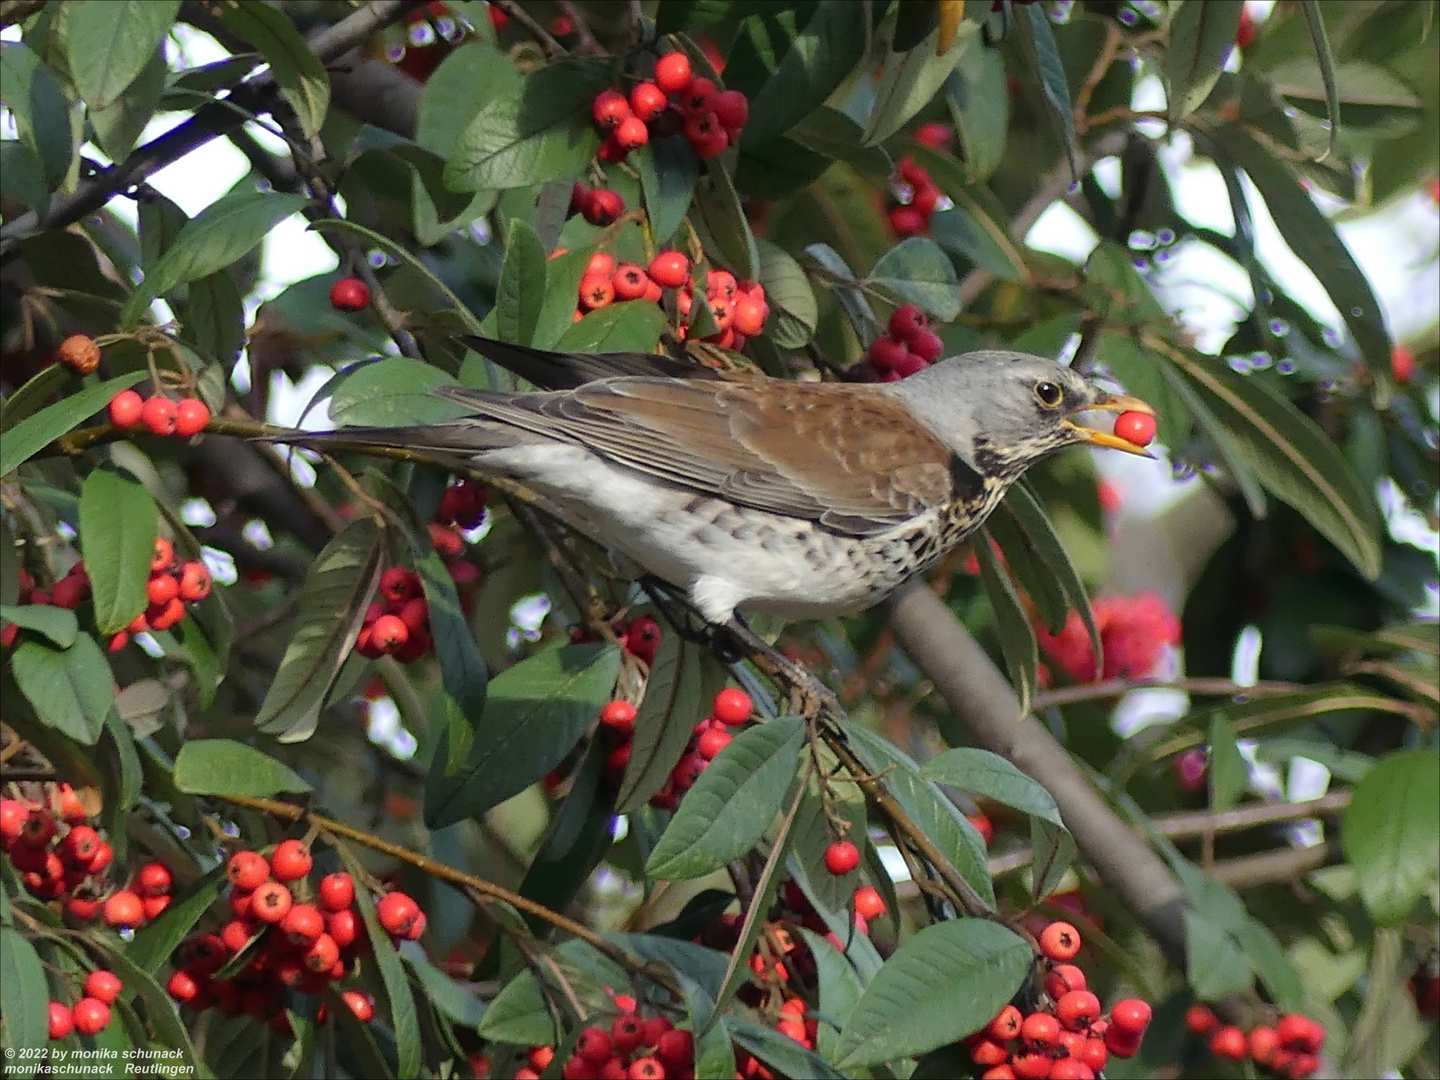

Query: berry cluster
[0,790,140,920]
[589,52,749,164]
[965,922,1152,1079]
[866,305,945,380]
[119,537,213,648]
[357,567,435,663]
[164,843,406,1030]
[599,687,752,810]
[109,389,211,437]
[48,969,125,1041]
[330,276,372,312]
[1035,591,1180,683]
[57,333,101,375]
[524,989,695,1080]
[571,251,770,350]
[886,157,945,238]
[1185,1004,1325,1079]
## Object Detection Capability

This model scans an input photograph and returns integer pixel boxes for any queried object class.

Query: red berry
[147,573,179,606]
[142,894,171,920]
[371,613,410,654]
[624,616,662,664]
[577,1026,614,1063]
[909,329,945,362]
[270,839,312,882]
[732,296,765,336]
[1021,1011,1061,1049]
[103,890,144,927]
[1044,963,1087,999]
[579,273,617,310]
[656,1027,693,1066]
[915,121,953,149]
[611,1013,643,1053]
[330,277,371,311]
[178,560,211,602]
[0,799,26,843]
[888,305,928,343]
[868,335,909,371]
[1249,1025,1279,1066]
[911,183,942,216]
[628,1056,665,1080]
[888,206,927,237]
[150,537,174,574]
[696,726,732,759]
[141,396,178,436]
[600,700,638,732]
[654,53,692,95]
[1038,920,1082,962]
[166,970,199,1003]
[647,251,690,289]
[282,903,325,945]
[1391,344,1416,383]
[109,389,144,428]
[587,251,617,278]
[1236,5,1255,49]
[219,919,253,953]
[72,998,111,1036]
[1010,1052,1051,1080]
[342,990,375,1022]
[583,189,625,226]
[49,1001,74,1039]
[303,932,340,973]
[1048,1060,1094,1080]
[615,115,649,150]
[592,89,632,130]
[680,76,717,115]
[137,861,172,897]
[326,908,360,948]
[612,264,651,301]
[84,970,123,1005]
[250,881,293,923]
[174,397,210,437]
[87,840,112,874]
[227,850,269,891]
[379,566,419,604]
[1057,990,1102,1031]
[1079,1037,1108,1071]
[1185,1002,1218,1035]
[711,687,752,725]
[1109,998,1151,1036]
[852,885,886,920]
[823,840,860,875]
[376,891,422,937]
[970,1038,1009,1066]
[318,872,355,912]
[630,81,668,122]
[1210,1025,1247,1060]
[713,89,749,129]
[1113,410,1156,447]
[62,824,100,864]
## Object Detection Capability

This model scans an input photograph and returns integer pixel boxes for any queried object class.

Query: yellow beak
[1064,392,1156,457]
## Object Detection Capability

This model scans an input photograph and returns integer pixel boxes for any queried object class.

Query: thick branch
[882,580,1190,966]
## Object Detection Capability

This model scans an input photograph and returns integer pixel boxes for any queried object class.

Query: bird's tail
[257,420,517,466]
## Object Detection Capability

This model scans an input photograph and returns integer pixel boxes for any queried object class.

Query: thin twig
[495,0,566,58]
[1033,676,1305,710]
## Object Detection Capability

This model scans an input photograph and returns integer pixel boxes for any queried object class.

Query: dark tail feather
[459,335,720,389]
[257,422,511,463]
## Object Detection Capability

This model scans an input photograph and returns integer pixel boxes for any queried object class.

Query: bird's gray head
[888,349,1154,478]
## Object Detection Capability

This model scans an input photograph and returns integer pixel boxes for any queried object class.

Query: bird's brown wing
[436,379,966,536]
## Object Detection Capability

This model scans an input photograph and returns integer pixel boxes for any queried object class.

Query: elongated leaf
[743,2,870,144]
[0,604,77,648]
[731,1016,849,1079]
[1207,712,1247,812]
[216,1,328,136]
[867,238,960,320]
[256,518,385,742]
[1095,334,1193,449]
[984,503,1067,636]
[1341,749,1439,926]
[1195,121,1389,371]
[637,136,699,243]
[792,761,868,914]
[945,46,1008,182]
[417,42,515,157]
[1014,2,1077,177]
[445,60,610,190]
[694,163,759,280]
[1167,349,1382,579]
[862,23,969,146]
[0,41,77,187]
[1165,0,1244,119]
[1157,359,1268,518]
[338,847,422,1077]
[120,190,308,327]
[798,927,865,1054]
[1298,0,1340,161]
[63,0,178,109]
[0,927,47,1076]
[1005,480,1101,664]
[647,718,805,879]
[478,938,629,1043]
[835,919,1031,1068]
[807,243,879,342]
[756,239,818,348]
[173,739,312,797]
[1,371,148,477]
[1233,917,1306,1011]
[87,937,199,1070]
[79,465,158,635]
[555,301,668,355]
[330,358,470,427]
[905,145,1029,284]
[1185,907,1253,999]
[126,868,227,973]
[618,634,723,812]
[11,635,114,745]
[496,220,547,347]
[519,742,611,922]
[90,48,166,160]
[425,643,621,827]
[976,529,1037,718]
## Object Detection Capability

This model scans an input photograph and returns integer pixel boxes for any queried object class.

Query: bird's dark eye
[1034,381,1063,409]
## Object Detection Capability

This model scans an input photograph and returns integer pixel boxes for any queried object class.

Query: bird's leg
[638,578,729,651]
[722,615,841,719]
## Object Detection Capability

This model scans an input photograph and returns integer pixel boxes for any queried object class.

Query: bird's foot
[723,617,841,720]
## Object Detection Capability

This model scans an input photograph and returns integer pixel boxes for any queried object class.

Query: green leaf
[11,635,114,745]
[533,249,592,351]
[1207,712,1247,812]
[618,635,726,813]
[1013,2,1077,178]
[0,141,49,218]
[731,1016,849,1080]
[554,300,667,355]
[755,239,817,348]
[637,136,699,244]
[1003,480,1100,663]
[120,189,308,327]
[798,927,865,1054]
[904,145,1030,284]
[1157,358,1268,518]
[1194,121,1389,372]
[834,919,1031,1068]
[330,358,471,427]
[866,238,960,321]
[445,60,611,190]
[417,42,515,157]
[496,220,547,347]
[0,927,47,1077]
[693,163,760,281]
[255,518,385,742]
[126,868,226,973]
[180,269,247,369]
[173,739,312,797]
[1233,917,1306,1011]
[975,529,1037,718]
[743,2,869,144]
[215,1,328,136]
[424,643,622,827]
[79,465,159,635]
[862,23,971,146]
[647,718,805,879]
[478,939,628,1044]
[62,0,177,109]
[1341,749,1439,926]
[0,41,78,188]
[0,603,77,648]
[1164,0,1244,120]
[0,371,148,477]
[806,242,879,342]
[1166,349,1382,579]
[1184,907,1253,999]
[87,937,199,1070]
[791,764,869,914]
[945,45,1008,182]
[338,846,422,1078]
[1298,0,1340,161]
[90,48,166,160]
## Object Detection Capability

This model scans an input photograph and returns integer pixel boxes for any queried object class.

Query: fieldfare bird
[285,337,1152,625]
